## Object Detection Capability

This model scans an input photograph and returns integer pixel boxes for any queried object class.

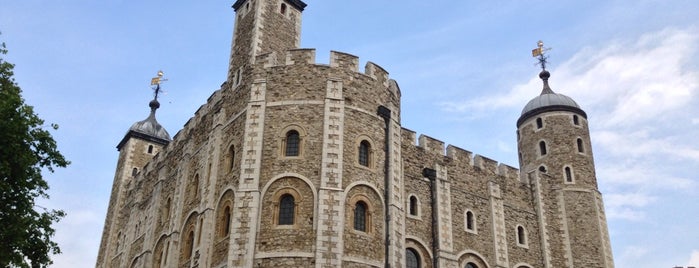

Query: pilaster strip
[229,80,267,268]
[557,191,573,267]
[435,164,454,252]
[388,112,405,268]
[531,174,552,268]
[594,191,615,268]
[315,79,345,268]
[489,181,509,268]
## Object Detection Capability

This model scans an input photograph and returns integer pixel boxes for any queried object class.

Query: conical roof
[517,70,586,127]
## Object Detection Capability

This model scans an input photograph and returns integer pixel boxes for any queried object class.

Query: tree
[0,36,69,267]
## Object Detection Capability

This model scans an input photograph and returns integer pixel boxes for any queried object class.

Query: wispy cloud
[442,27,699,224]
[688,250,699,266]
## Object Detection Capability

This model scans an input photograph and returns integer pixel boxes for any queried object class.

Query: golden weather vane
[532,40,552,71]
[149,70,168,101]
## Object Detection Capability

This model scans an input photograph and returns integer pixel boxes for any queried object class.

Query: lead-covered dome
[517,70,586,127]
[117,99,171,150]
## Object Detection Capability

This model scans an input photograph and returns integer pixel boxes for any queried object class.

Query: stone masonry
[96,1,614,267]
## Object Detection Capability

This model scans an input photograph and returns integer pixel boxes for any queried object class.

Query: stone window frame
[465,262,479,268]
[226,143,236,173]
[537,140,548,157]
[535,117,544,130]
[190,174,201,200]
[355,135,376,170]
[576,137,585,154]
[182,224,196,260]
[348,193,374,235]
[217,201,233,239]
[147,144,154,154]
[464,209,477,234]
[538,164,548,173]
[407,194,421,219]
[572,114,581,127]
[563,165,575,184]
[406,247,421,268]
[516,224,529,248]
[278,125,307,159]
[271,187,302,229]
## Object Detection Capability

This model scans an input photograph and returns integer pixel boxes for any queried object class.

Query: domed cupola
[128,99,171,141]
[517,68,587,127]
[116,72,172,150]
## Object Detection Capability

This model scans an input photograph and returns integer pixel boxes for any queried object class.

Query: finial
[532,41,554,94]
[531,40,551,71]
[149,70,168,101]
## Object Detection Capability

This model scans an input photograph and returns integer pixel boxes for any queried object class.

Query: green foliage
[0,37,69,267]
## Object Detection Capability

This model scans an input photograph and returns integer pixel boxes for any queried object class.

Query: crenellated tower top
[227,0,306,83]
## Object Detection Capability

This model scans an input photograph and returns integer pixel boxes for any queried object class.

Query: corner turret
[516,41,614,268]
[96,72,171,268]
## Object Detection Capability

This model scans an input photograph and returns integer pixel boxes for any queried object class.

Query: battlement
[402,127,520,180]
[254,49,391,84]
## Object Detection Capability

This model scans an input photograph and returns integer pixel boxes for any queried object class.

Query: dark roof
[233,0,306,11]
[517,70,587,127]
[116,100,171,150]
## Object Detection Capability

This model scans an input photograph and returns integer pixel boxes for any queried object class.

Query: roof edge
[516,105,588,128]
[117,130,171,151]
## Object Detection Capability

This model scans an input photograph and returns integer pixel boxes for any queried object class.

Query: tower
[96,74,171,268]
[517,42,614,267]
[227,0,306,83]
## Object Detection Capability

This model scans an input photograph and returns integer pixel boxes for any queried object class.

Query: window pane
[466,263,478,268]
[279,194,295,225]
[406,248,420,268]
[285,131,300,156]
[354,202,367,231]
[409,196,418,216]
[359,141,369,166]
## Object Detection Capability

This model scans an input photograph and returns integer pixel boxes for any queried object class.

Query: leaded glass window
[354,201,367,231]
[285,130,300,156]
[279,194,295,225]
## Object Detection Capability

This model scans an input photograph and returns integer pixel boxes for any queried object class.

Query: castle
[96,1,615,267]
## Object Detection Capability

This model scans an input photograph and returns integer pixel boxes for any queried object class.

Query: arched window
[406,248,420,268]
[536,117,543,129]
[358,140,370,167]
[228,144,235,171]
[354,201,367,231]
[517,225,527,245]
[577,138,584,153]
[573,115,580,125]
[565,167,573,183]
[132,168,138,177]
[466,263,479,268]
[466,211,475,231]
[163,198,171,223]
[278,194,295,225]
[222,206,231,236]
[148,145,154,154]
[285,130,300,157]
[192,175,200,199]
[280,3,287,14]
[409,196,418,216]
[539,141,547,156]
[184,230,195,259]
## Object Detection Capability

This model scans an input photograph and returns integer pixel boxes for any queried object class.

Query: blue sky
[1,1,698,267]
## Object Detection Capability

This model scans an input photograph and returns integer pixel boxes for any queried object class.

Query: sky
[1,1,698,267]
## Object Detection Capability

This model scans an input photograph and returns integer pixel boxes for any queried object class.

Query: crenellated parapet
[401,127,521,181]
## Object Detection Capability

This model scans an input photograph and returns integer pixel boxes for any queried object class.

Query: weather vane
[531,40,551,71]
[149,70,168,101]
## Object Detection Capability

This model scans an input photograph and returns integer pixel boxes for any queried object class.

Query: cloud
[689,250,699,266]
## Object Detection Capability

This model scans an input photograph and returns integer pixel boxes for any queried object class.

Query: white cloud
[689,250,699,266]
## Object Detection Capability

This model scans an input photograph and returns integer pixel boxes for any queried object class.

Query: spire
[532,40,554,95]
